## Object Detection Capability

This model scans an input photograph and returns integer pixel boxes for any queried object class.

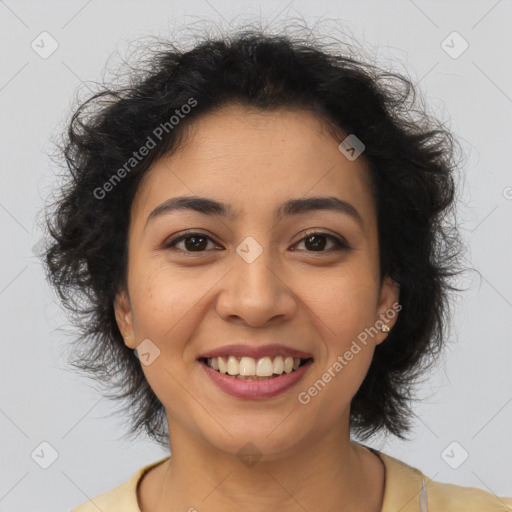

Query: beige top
[71,448,512,511]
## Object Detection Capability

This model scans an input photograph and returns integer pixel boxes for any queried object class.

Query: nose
[215,246,297,327]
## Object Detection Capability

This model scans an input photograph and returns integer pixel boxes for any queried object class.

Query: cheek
[299,269,379,397]
[127,271,205,414]
[307,267,379,342]
[129,265,203,341]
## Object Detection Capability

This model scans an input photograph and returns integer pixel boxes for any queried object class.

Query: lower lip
[199,359,313,399]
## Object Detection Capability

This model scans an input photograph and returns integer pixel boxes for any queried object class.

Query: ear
[113,288,136,349]
[375,275,401,345]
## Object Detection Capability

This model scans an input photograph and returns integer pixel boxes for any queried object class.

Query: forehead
[132,104,375,225]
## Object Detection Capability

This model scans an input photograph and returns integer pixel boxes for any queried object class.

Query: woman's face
[115,104,399,459]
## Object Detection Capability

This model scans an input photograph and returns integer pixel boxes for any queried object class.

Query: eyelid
[161,229,220,250]
[162,229,350,253]
[292,230,350,252]
[295,228,350,247]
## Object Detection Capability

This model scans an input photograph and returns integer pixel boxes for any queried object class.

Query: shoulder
[70,473,141,512]
[374,449,512,512]
[70,457,170,512]
[427,478,512,511]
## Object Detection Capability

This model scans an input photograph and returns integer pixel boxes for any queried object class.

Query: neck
[141,421,385,512]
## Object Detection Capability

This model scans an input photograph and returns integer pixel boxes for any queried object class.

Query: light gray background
[1,0,511,510]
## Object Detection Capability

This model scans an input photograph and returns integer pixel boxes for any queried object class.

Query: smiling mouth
[198,356,313,380]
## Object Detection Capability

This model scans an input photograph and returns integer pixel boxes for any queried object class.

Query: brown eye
[162,231,349,254]
[293,232,349,252]
[164,233,217,252]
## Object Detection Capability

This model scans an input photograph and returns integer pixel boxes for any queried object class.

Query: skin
[114,104,400,512]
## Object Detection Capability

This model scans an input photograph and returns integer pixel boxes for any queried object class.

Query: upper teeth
[206,356,302,376]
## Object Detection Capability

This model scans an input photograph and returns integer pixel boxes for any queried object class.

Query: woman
[44,27,511,512]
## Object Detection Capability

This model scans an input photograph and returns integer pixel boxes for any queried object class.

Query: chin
[194,415,313,463]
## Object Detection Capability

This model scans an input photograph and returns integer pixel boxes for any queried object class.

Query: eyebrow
[144,195,365,231]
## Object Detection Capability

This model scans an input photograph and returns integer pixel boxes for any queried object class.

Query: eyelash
[162,230,350,254]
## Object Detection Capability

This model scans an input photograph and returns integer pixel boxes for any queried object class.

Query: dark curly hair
[43,24,465,449]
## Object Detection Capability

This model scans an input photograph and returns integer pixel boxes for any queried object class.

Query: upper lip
[197,344,313,360]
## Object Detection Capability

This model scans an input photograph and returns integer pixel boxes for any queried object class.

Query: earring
[380,324,390,333]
